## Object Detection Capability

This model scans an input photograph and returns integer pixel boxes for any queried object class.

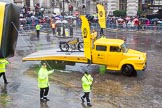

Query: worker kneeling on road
[81,71,93,107]
[38,63,54,102]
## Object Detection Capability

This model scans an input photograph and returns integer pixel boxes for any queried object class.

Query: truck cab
[91,38,147,76]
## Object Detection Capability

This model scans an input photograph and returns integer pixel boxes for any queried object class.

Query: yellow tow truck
[22,16,147,76]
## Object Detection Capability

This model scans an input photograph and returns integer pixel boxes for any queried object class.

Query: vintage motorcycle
[59,38,84,52]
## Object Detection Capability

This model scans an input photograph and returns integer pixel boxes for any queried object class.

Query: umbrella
[125,16,130,21]
[55,17,60,20]
[62,20,68,23]
[73,11,79,16]
[118,18,124,21]
[133,18,138,22]
[157,20,162,24]
[55,20,68,24]
[151,18,159,21]
[139,18,149,21]
[65,16,76,19]
[31,16,38,20]
[55,20,61,24]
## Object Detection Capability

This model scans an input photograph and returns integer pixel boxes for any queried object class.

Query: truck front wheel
[122,65,134,76]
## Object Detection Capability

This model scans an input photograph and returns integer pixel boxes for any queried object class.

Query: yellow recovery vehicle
[22,16,147,76]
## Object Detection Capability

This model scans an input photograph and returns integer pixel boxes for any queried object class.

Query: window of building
[96,45,107,51]
[119,0,127,11]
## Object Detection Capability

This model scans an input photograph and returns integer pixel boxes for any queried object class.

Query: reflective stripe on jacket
[81,74,93,92]
[0,59,9,73]
[38,67,53,88]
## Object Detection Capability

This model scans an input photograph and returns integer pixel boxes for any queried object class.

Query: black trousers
[40,87,49,99]
[36,30,40,38]
[100,28,104,35]
[82,92,90,103]
[0,72,7,83]
[52,28,55,35]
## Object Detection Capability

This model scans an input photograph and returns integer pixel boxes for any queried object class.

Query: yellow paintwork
[97,4,106,28]
[91,38,146,71]
[0,2,5,47]
[22,55,88,63]
[80,15,91,60]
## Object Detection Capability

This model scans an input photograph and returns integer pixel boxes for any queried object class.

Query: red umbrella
[133,18,138,22]
[73,11,79,16]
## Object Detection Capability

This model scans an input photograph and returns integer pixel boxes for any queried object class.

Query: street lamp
[63,0,64,20]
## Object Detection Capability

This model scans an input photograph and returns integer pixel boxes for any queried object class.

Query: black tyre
[59,43,69,52]
[122,65,134,76]
[78,42,84,52]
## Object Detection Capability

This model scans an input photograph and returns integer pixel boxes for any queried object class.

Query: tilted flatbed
[22,49,88,63]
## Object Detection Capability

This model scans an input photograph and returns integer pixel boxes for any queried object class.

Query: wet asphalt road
[0,30,162,108]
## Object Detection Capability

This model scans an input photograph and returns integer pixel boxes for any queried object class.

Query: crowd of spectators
[19,5,162,33]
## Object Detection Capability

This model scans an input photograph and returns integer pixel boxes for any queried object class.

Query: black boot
[4,82,8,84]
[40,98,46,102]
[87,103,92,107]
[44,97,50,101]
[81,97,85,103]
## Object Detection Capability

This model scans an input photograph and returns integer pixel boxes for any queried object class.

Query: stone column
[30,0,34,10]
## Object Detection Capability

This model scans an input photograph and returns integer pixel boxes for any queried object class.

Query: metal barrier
[20,22,162,34]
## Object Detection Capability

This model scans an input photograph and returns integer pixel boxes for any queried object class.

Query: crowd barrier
[20,22,162,33]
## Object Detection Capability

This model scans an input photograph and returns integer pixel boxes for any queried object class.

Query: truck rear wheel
[122,65,134,76]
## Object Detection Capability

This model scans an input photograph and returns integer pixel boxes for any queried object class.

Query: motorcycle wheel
[78,42,84,52]
[59,43,69,52]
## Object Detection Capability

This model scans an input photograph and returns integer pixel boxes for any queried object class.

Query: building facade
[106,0,139,16]
[11,0,162,16]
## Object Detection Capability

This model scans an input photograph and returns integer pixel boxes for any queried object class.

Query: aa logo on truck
[83,28,88,38]
[99,11,103,17]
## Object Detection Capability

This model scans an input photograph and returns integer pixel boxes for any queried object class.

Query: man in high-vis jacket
[38,63,54,102]
[36,23,41,39]
[0,58,9,84]
[81,71,93,107]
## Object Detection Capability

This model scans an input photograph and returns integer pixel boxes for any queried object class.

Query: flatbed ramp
[22,49,88,63]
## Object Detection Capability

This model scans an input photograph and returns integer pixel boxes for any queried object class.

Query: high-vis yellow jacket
[0,58,9,73]
[82,74,93,92]
[38,67,53,88]
[36,24,41,30]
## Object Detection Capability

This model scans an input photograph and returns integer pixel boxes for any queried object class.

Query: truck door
[107,46,123,67]
[92,45,107,64]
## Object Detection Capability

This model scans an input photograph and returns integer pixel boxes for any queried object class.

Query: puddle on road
[93,80,142,97]
[0,84,12,107]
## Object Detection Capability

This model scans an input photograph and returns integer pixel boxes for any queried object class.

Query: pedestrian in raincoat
[81,71,93,107]
[51,22,56,36]
[0,58,9,84]
[38,63,54,102]
[36,23,41,39]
